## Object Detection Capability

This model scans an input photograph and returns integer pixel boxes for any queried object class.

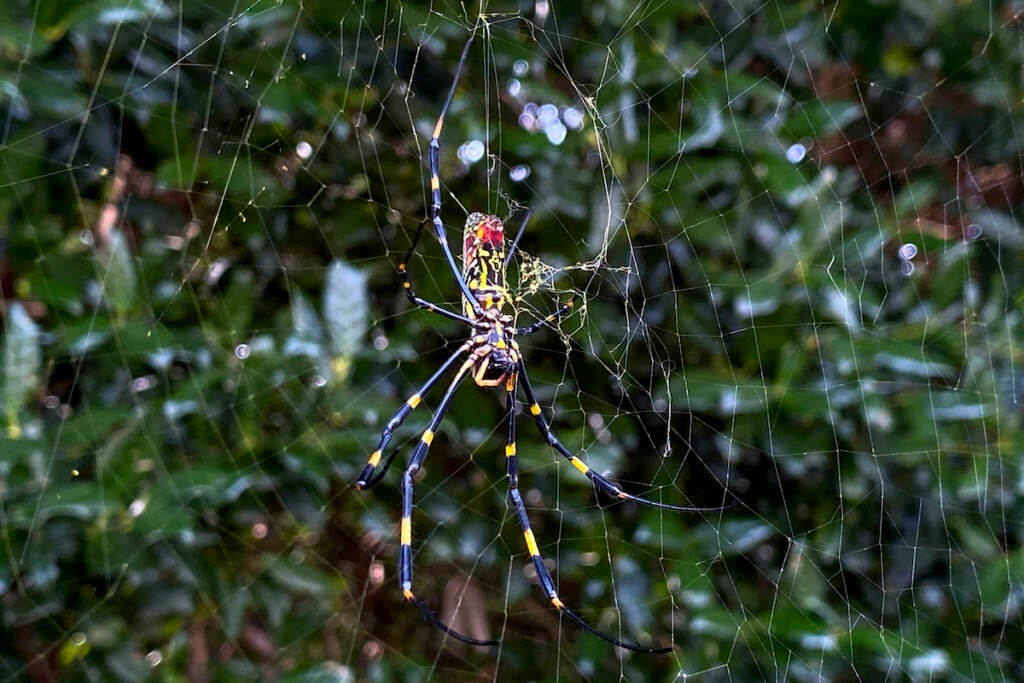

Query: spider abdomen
[462,212,508,316]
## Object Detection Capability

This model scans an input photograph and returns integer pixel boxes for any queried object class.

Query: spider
[355,29,727,654]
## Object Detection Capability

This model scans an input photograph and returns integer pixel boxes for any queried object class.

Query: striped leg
[427,32,485,317]
[504,391,671,653]
[398,219,477,326]
[515,300,574,336]
[517,360,731,513]
[399,359,498,646]
[355,343,470,490]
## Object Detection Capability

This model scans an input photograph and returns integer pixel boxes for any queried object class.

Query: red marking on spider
[477,214,504,245]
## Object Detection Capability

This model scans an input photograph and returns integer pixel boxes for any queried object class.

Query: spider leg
[501,207,576,336]
[355,343,472,490]
[515,300,574,336]
[503,391,672,653]
[427,32,486,317]
[399,357,498,647]
[398,219,477,326]
[503,206,532,268]
[517,360,732,513]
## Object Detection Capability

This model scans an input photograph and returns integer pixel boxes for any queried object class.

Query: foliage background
[2,0,1023,681]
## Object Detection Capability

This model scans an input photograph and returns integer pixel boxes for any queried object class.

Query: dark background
[2,1,1022,681]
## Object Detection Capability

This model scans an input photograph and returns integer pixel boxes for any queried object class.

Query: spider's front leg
[355,342,471,490]
[396,219,477,326]
[424,32,485,318]
[515,299,574,336]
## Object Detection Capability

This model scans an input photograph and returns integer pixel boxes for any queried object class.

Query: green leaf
[264,557,334,599]
[279,662,355,683]
[97,229,138,319]
[323,259,369,383]
[3,302,41,437]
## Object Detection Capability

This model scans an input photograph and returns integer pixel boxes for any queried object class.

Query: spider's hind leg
[502,391,672,653]
[396,359,498,647]
[517,359,732,513]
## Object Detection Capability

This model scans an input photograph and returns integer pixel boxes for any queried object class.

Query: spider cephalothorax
[352,27,730,654]
[468,307,520,388]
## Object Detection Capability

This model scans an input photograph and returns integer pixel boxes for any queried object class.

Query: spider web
[2,1,1022,681]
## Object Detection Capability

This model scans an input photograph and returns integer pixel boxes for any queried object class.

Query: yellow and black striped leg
[515,299,574,336]
[398,360,498,647]
[504,392,671,653]
[398,219,477,326]
[426,32,485,317]
[355,343,470,490]
[517,360,732,513]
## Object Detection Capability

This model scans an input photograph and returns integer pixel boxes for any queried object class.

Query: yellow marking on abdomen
[433,118,444,138]
[530,404,541,416]
[478,259,489,290]
[430,176,440,191]
[505,443,516,457]
[400,516,411,545]
[407,394,421,408]
[551,596,564,609]
[421,429,434,445]
[524,528,540,556]
[403,588,415,600]
[368,450,382,467]
[570,457,589,474]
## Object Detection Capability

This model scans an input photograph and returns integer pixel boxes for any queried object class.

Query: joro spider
[355,31,727,654]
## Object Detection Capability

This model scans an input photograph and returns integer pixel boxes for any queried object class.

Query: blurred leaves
[96,229,137,320]
[2,302,41,437]
[0,1,1022,682]
[323,259,369,384]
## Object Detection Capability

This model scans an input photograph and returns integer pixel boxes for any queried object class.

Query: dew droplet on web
[545,121,567,145]
[457,139,485,164]
[900,260,915,277]
[513,59,529,76]
[510,164,531,182]
[562,106,585,130]
[898,243,918,260]
[128,498,147,517]
[507,78,521,97]
[786,143,807,163]
[537,103,558,128]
